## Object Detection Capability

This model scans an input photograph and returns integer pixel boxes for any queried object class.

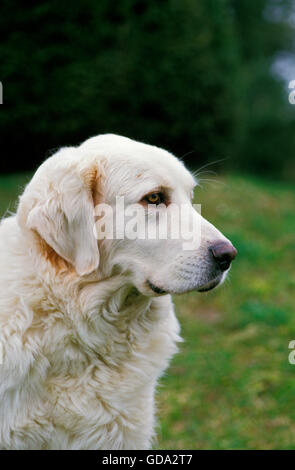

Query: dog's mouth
[147,280,167,295]
[197,277,221,292]
[147,276,221,295]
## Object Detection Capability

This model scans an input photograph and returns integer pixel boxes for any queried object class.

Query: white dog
[0,134,236,449]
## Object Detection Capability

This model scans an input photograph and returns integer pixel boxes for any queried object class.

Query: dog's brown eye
[144,192,164,205]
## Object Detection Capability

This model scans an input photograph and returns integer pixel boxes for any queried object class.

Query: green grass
[0,173,32,217]
[1,172,295,449]
[157,174,295,449]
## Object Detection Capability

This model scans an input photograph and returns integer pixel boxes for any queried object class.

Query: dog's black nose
[210,241,237,271]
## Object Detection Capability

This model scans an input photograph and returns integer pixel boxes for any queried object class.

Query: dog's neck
[29,234,168,363]
[22,234,173,372]
[41,269,161,362]
[77,274,153,324]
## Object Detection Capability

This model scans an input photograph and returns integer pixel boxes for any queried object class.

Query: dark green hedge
[0,0,294,178]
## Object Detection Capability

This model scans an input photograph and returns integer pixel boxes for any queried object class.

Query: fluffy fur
[0,134,232,449]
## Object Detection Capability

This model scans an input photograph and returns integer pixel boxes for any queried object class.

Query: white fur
[0,134,230,449]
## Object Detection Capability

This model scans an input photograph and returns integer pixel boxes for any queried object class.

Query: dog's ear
[19,148,100,276]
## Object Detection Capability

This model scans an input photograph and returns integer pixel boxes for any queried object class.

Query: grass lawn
[1,172,295,449]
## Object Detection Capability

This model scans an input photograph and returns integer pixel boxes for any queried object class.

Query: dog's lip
[148,276,221,295]
[147,280,167,295]
[197,278,220,292]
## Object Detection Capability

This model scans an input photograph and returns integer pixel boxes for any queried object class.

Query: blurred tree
[0,0,240,172]
[229,0,295,178]
[0,0,294,178]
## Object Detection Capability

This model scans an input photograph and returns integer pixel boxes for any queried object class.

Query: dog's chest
[41,303,180,449]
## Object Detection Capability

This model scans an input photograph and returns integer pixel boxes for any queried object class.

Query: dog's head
[17,134,237,295]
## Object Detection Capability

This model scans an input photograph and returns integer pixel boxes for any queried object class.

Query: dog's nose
[210,241,237,271]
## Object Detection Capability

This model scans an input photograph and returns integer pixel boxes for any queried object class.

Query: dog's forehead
[87,134,195,196]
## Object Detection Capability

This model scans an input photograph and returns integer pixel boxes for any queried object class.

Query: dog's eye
[143,192,165,205]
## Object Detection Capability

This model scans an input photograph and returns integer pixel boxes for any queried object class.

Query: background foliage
[1,0,295,450]
[1,0,295,178]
